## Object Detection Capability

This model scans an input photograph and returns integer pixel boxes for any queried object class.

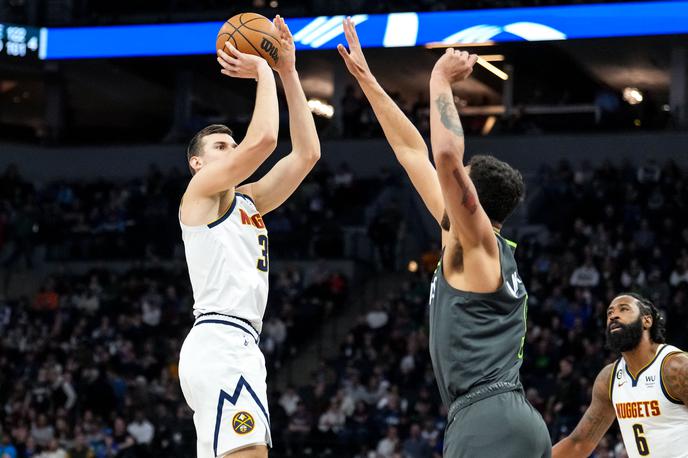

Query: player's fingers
[344,18,358,48]
[282,21,293,40]
[342,18,353,45]
[337,43,351,61]
[224,43,241,58]
[217,48,232,61]
[468,54,478,66]
[217,56,231,69]
[350,17,361,45]
[445,48,453,55]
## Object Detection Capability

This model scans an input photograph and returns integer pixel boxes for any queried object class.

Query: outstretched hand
[337,17,373,82]
[273,15,296,74]
[217,44,270,80]
[431,49,478,84]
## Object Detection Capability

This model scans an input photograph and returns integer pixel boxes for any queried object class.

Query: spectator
[569,256,600,288]
[376,426,400,458]
[402,423,432,458]
[127,411,155,447]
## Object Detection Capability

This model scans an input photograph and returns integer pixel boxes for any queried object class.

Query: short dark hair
[186,124,233,175]
[615,292,666,344]
[468,155,525,224]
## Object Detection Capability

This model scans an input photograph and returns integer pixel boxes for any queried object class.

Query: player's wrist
[277,67,298,77]
[430,71,451,86]
[255,61,272,78]
[357,72,377,86]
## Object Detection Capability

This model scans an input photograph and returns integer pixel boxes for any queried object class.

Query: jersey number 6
[632,423,650,456]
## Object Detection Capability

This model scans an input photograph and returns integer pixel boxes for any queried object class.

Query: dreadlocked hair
[615,292,666,344]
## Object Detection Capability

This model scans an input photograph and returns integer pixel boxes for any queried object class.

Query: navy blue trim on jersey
[625,344,666,387]
[194,320,259,344]
[609,358,621,401]
[196,312,259,337]
[207,195,237,228]
[660,351,685,405]
[213,375,270,456]
[235,192,255,206]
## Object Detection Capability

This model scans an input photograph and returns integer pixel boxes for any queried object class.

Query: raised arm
[552,364,617,457]
[337,17,444,225]
[429,49,494,249]
[186,45,278,198]
[238,16,320,215]
[663,351,688,405]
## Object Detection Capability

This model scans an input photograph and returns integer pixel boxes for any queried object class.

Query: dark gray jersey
[428,233,528,407]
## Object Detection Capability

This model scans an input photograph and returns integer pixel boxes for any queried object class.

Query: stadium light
[623,87,643,105]
[307,99,334,118]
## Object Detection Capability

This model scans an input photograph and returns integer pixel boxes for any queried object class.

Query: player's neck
[622,338,661,377]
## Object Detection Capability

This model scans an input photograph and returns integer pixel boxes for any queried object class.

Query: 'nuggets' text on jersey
[180,192,269,332]
[610,344,688,458]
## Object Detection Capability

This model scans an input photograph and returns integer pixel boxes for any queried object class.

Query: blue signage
[43,1,688,59]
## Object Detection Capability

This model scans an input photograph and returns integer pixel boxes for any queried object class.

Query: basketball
[216,13,282,69]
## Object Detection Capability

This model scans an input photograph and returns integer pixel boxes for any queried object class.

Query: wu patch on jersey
[610,344,688,458]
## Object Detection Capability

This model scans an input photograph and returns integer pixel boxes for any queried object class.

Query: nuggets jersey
[180,192,269,332]
[610,344,688,458]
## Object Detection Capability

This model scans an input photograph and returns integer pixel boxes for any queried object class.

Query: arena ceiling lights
[4,0,688,60]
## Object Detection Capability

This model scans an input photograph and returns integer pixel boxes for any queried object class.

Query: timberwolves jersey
[428,233,527,407]
[180,192,269,332]
[610,344,688,458]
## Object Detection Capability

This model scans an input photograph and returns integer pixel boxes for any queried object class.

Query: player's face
[201,133,238,163]
[605,296,646,353]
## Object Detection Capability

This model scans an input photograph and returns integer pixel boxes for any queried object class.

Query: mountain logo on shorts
[232,411,255,435]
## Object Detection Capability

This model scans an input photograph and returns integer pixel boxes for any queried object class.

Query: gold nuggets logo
[232,411,255,435]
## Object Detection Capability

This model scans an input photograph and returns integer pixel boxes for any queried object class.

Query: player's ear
[189,155,203,172]
[642,314,652,330]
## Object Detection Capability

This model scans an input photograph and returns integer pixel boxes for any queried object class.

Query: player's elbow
[433,148,460,170]
[257,132,278,151]
[305,146,321,165]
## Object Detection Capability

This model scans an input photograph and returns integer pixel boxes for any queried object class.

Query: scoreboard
[0,23,43,61]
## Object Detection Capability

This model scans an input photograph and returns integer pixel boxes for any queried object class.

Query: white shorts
[179,314,271,457]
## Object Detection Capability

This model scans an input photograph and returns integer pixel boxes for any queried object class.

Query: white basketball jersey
[180,192,269,332]
[610,344,688,458]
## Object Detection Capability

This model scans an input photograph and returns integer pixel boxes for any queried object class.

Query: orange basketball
[216,13,282,69]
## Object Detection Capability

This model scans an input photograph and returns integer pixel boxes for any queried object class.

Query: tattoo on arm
[435,93,464,137]
[572,409,608,443]
[664,353,688,404]
[569,365,615,447]
[451,169,477,214]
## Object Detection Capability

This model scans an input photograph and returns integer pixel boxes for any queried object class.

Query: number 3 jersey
[610,344,688,458]
[180,192,268,333]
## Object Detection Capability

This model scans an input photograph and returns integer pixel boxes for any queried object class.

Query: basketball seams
[238,14,281,42]
[223,20,273,64]
[216,14,280,67]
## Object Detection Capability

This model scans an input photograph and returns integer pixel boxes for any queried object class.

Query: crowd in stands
[1,158,687,457]
[0,260,348,457]
[0,162,376,272]
[270,158,688,457]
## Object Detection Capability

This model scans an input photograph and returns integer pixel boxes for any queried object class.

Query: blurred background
[1,0,687,457]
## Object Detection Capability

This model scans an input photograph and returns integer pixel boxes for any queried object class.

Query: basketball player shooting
[553,293,688,458]
[339,18,551,457]
[178,16,320,458]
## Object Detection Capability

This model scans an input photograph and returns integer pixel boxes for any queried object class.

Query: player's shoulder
[661,349,688,404]
[662,350,688,374]
[594,361,618,400]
